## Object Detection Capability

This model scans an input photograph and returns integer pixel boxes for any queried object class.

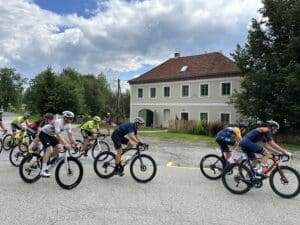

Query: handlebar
[137,143,149,151]
[272,153,290,162]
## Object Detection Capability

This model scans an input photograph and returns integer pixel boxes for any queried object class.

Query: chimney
[174,53,180,58]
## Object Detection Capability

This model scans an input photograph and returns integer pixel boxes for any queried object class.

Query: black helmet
[239,124,247,129]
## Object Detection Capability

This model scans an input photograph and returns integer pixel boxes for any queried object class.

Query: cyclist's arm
[265,140,287,154]
[128,132,141,144]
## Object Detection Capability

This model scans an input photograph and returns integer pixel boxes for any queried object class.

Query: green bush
[187,120,209,135]
[208,121,224,137]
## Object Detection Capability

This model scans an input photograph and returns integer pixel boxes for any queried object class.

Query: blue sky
[33,0,98,18]
[0,0,262,89]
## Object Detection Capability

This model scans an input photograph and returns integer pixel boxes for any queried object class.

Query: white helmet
[134,117,145,124]
[62,110,75,118]
[266,120,280,130]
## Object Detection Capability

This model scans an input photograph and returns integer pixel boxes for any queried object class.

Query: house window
[150,88,156,98]
[221,113,230,124]
[181,85,189,97]
[200,113,208,121]
[164,86,170,97]
[221,82,231,96]
[200,84,208,96]
[138,88,143,98]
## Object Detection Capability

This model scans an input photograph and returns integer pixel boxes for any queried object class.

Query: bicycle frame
[248,154,287,172]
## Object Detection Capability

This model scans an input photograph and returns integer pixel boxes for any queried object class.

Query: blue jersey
[116,122,137,137]
[244,127,272,143]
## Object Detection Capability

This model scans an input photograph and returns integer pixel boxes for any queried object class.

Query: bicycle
[93,143,157,183]
[222,153,300,198]
[200,148,244,180]
[71,133,110,159]
[19,146,84,190]
[2,131,28,151]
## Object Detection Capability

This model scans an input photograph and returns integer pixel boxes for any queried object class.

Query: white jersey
[41,119,72,136]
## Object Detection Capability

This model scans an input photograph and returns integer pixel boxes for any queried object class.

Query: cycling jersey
[216,127,242,143]
[114,122,137,137]
[41,119,72,136]
[11,116,28,125]
[111,122,137,149]
[239,127,272,158]
[80,120,100,131]
[244,127,272,143]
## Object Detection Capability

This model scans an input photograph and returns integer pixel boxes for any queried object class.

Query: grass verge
[140,131,300,151]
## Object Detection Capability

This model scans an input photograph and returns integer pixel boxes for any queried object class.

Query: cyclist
[216,124,247,162]
[239,120,292,174]
[80,115,101,156]
[111,117,145,176]
[104,112,112,135]
[27,113,55,153]
[39,111,78,177]
[11,113,30,142]
[0,109,8,134]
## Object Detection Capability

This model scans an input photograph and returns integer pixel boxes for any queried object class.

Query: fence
[169,119,197,131]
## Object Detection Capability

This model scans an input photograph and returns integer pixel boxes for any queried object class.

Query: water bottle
[120,156,125,165]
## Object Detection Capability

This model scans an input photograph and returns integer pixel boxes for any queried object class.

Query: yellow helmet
[93,116,101,122]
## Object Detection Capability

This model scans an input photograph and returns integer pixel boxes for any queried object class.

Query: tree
[0,68,26,111]
[231,0,300,129]
[24,67,59,114]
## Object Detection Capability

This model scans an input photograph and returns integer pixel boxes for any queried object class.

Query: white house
[128,52,242,128]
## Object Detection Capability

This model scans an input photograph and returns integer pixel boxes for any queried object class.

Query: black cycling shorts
[39,131,59,148]
[111,131,129,149]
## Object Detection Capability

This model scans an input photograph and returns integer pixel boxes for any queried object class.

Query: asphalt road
[0,113,299,225]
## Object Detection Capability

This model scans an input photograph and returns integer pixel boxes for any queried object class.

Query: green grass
[140,131,216,146]
[140,131,300,151]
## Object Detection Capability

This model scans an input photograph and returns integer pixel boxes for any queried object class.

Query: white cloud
[0,0,262,80]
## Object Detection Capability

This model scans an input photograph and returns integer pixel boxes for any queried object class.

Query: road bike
[19,146,83,190]
[2,131,28,151]
[199,148,246,179]
[93,143,157,183]
[71,133,110,159]
[222,153,300,198]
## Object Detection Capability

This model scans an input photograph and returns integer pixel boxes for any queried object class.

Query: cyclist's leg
[11,124,18,139]
[39,132,59,177]
[81,130,90,152]
[216,138,231,160]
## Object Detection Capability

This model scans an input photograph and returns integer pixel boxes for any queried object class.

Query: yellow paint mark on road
[166,161,173,167]
[166,161,199,170]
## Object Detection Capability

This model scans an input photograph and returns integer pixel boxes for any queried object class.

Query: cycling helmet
[62,110,74,118]
[44,112,54,120]
[24,113,30,119]
[266,120,280,130]
[239,124,247,129]
[93,116,101,122]
[134,117,145,124]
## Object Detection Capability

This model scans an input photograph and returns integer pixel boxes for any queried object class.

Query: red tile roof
[128,52,241,84]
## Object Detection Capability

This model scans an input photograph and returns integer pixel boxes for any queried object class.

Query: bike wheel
[200,154,225,180]
[222,162,252,195]
[9,144,28,167]
[2,134,14,151]
[91,141,110,159]
[269,166,300,198]
[0,138,2,153]
[130,154,157,183]
[93,151,116,178]
[55,157,83,190]
[70,140,83,158]
[19,153,41,183]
